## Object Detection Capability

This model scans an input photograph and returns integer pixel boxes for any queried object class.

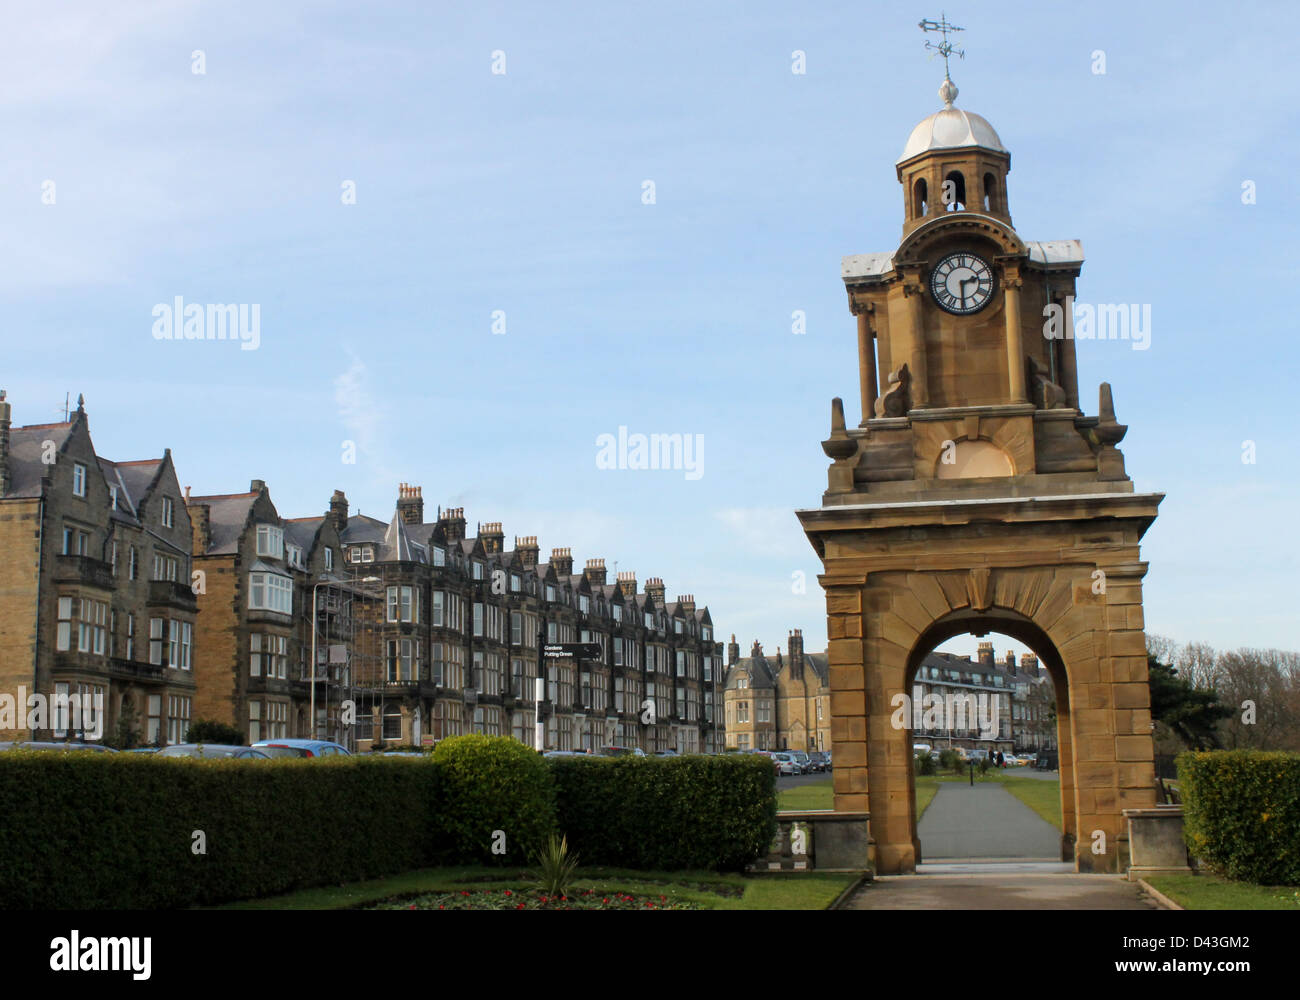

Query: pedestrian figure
[996,750,1005,768]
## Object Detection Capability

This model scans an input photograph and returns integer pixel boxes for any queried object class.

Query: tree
[108,699,142,750]
[184,719,244,745]
[1146,655,1231,750]
[1214,648,1300,751]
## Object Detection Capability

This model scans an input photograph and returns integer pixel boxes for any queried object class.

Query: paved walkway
[841,781,1157,909]
[844,871,1157,909]
[919,782,1060,859]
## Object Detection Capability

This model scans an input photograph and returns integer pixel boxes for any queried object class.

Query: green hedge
[0,751,437,909]
[430,734,556,865]
[0,740,776,908]
[550,754,777,870]
[1177,750,1300,886]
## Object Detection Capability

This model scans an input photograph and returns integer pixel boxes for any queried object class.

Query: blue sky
[5,1,1297,660]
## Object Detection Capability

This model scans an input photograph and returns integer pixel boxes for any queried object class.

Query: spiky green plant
[532,833,580,898]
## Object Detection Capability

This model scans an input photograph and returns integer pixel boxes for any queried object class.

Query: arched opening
[983,172,997,212]
[900,609,1075,869]
[913,177,929,217]
[935,439,1015,479]
[943,170,966,211]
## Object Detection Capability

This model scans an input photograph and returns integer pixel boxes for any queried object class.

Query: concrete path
[840,781,1157,909]
[919,782,1060,860]
[844,872,1157,909]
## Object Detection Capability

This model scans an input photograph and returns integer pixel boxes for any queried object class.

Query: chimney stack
[439,506,467,543]
[751,640,763,658]
[728,633,739,666]
[188,501,211,554]
[644,577,665,606]
[584,558,607,586]
[0,390,11,496]
[479,521,504,554]
[328,490,349,533]
[1019,652,1039,677]
[250,479,266,494]
[676,594,696,614]
[550,547,573,576]
[788,628,804,678]
[515,536,539,569]
[1005,650,1017,674]
[977,641,995,670]
[397,483,424,525]
[616,570,637,599]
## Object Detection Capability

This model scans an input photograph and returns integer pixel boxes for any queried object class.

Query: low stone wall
[750,810,872,873]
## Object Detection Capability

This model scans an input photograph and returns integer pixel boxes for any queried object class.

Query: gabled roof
[380,510,428,563]
[283,516,325,553]
[188,492,258,554]
[726,655,777,691]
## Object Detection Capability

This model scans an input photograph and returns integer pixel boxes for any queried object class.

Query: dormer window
[473,561,484,581]
[579,595,590,614]
[72,463,87,497]
[433,546,446,567]
[286,544,304,570]
[256,524,284,559]
[324,548,333,571]
[612,605,622,622]
[161,497,174,528]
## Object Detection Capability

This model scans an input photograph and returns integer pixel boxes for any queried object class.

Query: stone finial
[822,397,856,460]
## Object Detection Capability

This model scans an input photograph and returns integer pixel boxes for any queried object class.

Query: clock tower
[797,31,1163,875]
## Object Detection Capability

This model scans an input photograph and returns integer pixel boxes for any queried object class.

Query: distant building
[719,629,1055,756]
[722,630,831,752]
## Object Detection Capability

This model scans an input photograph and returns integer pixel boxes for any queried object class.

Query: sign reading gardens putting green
[543,643,602,659]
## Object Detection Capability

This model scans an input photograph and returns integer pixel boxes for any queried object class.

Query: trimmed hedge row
[1177,749,1300,886]
[549,754,777,870]
[0,752,437,909]
[0,738,777,908]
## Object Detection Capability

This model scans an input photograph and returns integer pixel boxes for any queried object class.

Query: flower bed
[370,887,697,910]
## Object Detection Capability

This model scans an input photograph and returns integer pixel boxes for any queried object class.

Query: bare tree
[1215,648,1300,751]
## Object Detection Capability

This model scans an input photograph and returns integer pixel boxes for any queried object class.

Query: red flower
[602,897,609,904]
[461,890,470,896]
[516,903,525,909]
[659,895,666,901]
[504,890,512,896]
[409,904,416,910]
[438,905,444,910]
[560,896,567,901]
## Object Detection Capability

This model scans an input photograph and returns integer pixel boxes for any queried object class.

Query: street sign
[542,643,602,659]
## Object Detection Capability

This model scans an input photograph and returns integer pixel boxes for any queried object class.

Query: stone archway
[799,493,1161,875]
[903,610,1076,866]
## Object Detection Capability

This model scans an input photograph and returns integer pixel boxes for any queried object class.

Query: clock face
[929,252,995,315]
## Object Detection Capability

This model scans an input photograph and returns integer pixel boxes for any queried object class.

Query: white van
[912,743,932,757]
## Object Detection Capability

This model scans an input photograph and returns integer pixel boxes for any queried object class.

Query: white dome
[897,107,1006,166]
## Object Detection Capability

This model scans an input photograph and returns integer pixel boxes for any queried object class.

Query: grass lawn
[777,775,941,819]
[1144,872,1300,910]
[777,770,1062,831]
[213,865,859,911]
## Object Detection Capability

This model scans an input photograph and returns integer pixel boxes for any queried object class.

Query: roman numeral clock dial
[928,251,994,315]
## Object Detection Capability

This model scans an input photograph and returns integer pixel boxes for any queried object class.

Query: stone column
[1058,294,1080,409]
[1003,268,1027,403]
[856,308,878,424]
[824,577,872,865]
[903,280,929,408]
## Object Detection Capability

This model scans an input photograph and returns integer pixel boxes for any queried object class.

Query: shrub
[430,735,555,865]
[915,751,937,776]
[184,719,245,745]
[940,749,965,773]
[1177,750,1300,886]
[531,833,579,897]
[550,754,776,870]
[0,752,438,908]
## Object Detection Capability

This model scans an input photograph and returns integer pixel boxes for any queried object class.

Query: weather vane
[919,12,965,80]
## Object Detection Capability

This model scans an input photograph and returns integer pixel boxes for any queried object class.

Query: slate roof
[3,421,73,497]
[188,492,257,554]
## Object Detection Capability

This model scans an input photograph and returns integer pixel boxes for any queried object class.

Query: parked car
[543,750,591,758]
[771,752,800,776]
[912,743,933,758]
[789,750,812,774]
[653,749,680,757]
[1,740,118,753]
[251,738,351,757]
[597,745,646,757]
[156,743,270,759]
